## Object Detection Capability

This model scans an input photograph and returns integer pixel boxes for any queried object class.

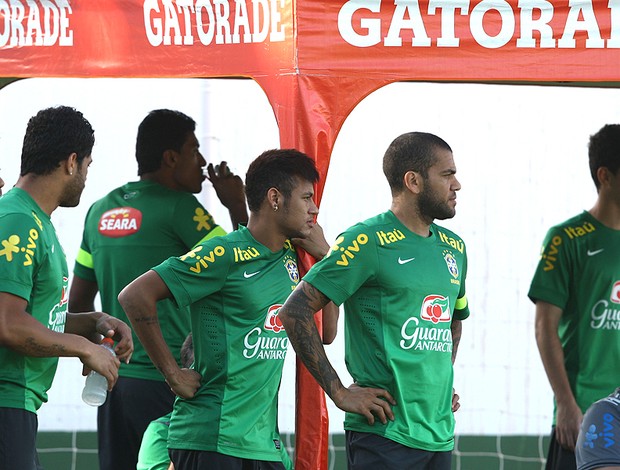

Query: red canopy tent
[2,1,618,468]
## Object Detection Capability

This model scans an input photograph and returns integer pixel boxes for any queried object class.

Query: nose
[310,199,319,214]
[199,151,206,167]
[453,176,461,192]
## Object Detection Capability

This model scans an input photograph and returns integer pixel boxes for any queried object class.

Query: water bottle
[82,337,115,406]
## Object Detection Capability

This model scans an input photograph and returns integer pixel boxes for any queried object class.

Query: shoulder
[433,224,466,253]
[543,212,595,244]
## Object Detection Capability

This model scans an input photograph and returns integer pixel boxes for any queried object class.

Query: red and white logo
[99,207,142,238]
[611,281,620,304]
[264,304,285,333]
[420,294,451,324]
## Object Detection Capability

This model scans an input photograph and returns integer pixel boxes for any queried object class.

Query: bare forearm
[118,273,179,378]
[280,282,343,399]
[0,312,92,358]
[451,319,462,364]
[536,324,575,405]
[228,202,249,230]
[322,302,339,345]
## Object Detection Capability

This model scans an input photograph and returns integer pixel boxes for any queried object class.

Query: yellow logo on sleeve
[193,208,213,231]
[0,235,21,262]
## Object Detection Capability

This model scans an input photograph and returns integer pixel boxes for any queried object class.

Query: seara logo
[264,304,285,333]
[99,207,142,238]
[420,294,451,324]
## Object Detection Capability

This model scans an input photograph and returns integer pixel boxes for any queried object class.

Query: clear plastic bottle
[82,337,115,407]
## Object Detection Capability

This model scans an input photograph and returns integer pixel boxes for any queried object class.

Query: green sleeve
[303,225,375,306]
[174,194,226,249]
[528,226,571,309]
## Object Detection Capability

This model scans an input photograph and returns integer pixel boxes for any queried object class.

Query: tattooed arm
[279,280,395,425]
[0,291,121,388]
[118,270,200,399]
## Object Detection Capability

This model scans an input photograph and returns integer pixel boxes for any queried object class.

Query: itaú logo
[98,207,142,238]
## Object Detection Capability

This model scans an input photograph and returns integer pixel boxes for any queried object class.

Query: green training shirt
[154,226,298,462]
[0,188,68,412]
[73,180,225,381]
[303,210,469,452]
[529,211,620,423]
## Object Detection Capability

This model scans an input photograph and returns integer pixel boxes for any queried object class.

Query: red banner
[1,1,619,82]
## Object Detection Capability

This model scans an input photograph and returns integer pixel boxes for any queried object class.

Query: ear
[162,149,177,169]
[266,187,281,210]
[403,170,423,195]
[596,167,614,189]
[64,153,78,176]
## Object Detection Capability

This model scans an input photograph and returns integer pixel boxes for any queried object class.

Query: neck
[15,175,59,216]
[246,213,288,252]
[390,195,432,237]
[589,195,620,230]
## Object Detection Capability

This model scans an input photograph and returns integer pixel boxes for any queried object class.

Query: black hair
[135,109,196,175]
[382,132,452,193]
[20,106,95,176]
[588,124,620,190]
[245,149,319,212]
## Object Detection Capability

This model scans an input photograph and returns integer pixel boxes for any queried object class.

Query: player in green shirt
[529,124,620,470]
[69,109,248,470]
[0,106,133,470]
[280,132,469,469]
[118,149,338,469]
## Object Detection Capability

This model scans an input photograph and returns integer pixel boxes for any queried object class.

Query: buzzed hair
[383,132,452,193]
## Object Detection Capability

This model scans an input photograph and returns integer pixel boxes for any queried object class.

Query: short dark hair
[20,106,95,176]
[136,109,196,175]
[588,124,620,190]
[180,333,194,368]
[245,149,319,212]
[383,132,452,193]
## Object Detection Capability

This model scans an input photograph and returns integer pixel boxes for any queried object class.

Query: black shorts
[346,430,452,470]
[545,427,577,470]
[169,449,286,470]
[98,376,175,470]
[0,407,43,470]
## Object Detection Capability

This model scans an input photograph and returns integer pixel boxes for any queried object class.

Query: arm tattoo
[24,337,66,357]
[451,319,462,364]
[281,283,341,397]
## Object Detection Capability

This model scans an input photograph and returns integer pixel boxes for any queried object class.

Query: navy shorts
[346,430,452,470]
[169,449,286,470]
[0,407,43,470]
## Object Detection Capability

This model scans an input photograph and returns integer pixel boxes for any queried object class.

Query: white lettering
[338,0,618,50]
[0,0,72,47]
[559,0,604,48]
[143,0,286,47]
[591,300,620,329]
[243,327,289,359]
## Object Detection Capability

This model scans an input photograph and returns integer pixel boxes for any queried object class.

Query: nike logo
[587,248,604,257]
[243,271,260,278]
[398,257,415,265]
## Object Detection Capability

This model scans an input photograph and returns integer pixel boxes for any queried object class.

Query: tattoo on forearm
[132,315,159,326]
[282,283,340,397]
[24,337,66,356]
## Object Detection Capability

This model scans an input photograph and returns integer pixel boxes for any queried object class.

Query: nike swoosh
[587,248,604,256]
[243,271,260,278]
[398,257,415,265]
